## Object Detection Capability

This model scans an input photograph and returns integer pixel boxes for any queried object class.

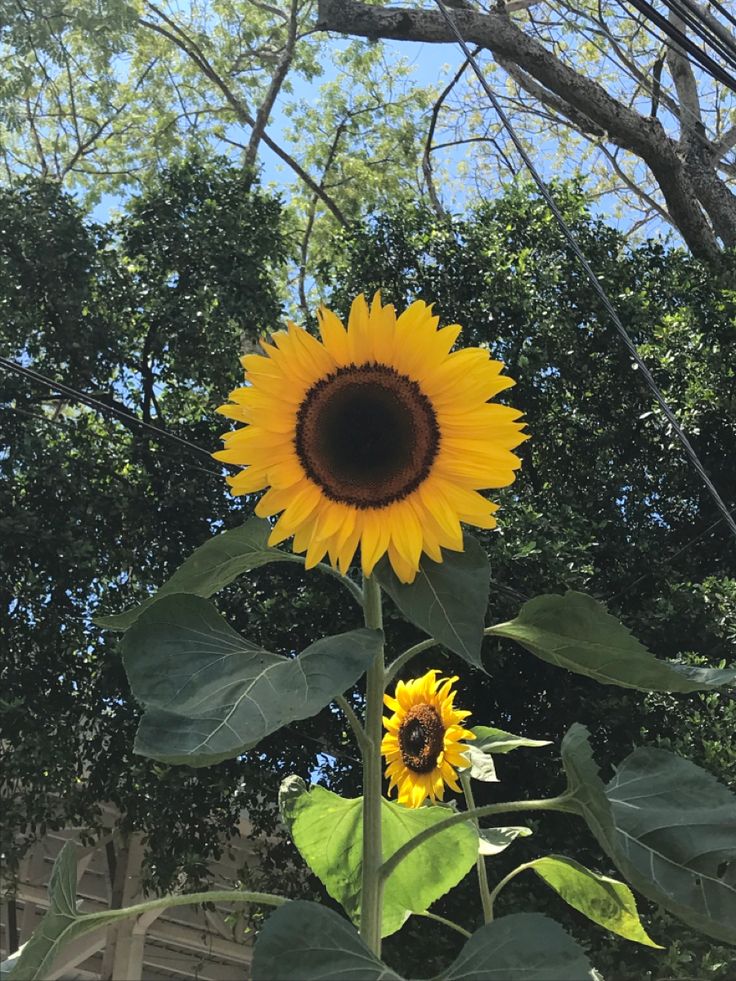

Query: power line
[433,0,736,542]
[624,0,736,94]
[0,356,218,466]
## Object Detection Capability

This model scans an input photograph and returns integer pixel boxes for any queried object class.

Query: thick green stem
[380,795,571,884]
[460,770,493,923]
[360,574,385,956]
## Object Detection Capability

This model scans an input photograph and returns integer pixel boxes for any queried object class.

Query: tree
[317,0,736,261]
[318,186,735,976]
[3,166,733,976]
[0,160,305,894]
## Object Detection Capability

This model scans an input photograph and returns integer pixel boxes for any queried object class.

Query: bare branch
[317,0,725,259]
[245,0,300,168]
[422,49,481,217]
[140,3,348,226]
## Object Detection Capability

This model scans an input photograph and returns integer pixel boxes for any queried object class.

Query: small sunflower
[382,670,475,808]
[214,292,528,583]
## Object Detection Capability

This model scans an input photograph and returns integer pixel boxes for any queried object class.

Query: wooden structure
[1,811,259,980]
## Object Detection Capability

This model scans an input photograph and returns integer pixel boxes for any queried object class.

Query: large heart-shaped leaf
[251,905,596,981]
[95,517,295,630]
[438,912,596,980]
[252,901,403,981]
[375,534,490,669]
[561,724,736,944]
[123,594,382,766]
[526,855,660,947]
[489,591,736,692]
[280,779,477,937]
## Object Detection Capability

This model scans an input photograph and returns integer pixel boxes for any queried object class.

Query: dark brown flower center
[398,704,445,773]
[295,363,440,508]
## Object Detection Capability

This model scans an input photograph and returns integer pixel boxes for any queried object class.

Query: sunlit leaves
[525,856,661,947]
[280,780,477,937]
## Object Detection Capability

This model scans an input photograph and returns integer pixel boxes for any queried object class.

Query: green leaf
[252,901,403,981]
[478,826,532,856]
[5,843,130,981]
[527,855,661,947]
[123,594,382,766]
[488,591,736,692]
[375,534,490,669]
[280,781,477,937]
[465,742,498,782]
[470,725,552,754]
[439,913,596,980]
[561,724,736,944]
[95,517,294,630]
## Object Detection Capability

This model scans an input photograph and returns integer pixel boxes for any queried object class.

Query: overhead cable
[0,356,218,466]
[624,0,736,93]
[432,0,736,541]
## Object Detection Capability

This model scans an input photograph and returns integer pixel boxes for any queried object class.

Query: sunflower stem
[460,769,494,924]
[384,637,440,686]
[360,574,385,956]
[379,794,572,884]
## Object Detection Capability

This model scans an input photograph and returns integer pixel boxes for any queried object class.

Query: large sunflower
[382,670,475,808]
[214,292,528,583]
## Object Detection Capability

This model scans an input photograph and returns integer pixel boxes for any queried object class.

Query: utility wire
[708,0,736,34]
[624,0,736,93]
[433,0,736,541]
[0,356,218,465]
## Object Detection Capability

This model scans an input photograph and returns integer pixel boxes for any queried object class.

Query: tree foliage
[2,165,734,977]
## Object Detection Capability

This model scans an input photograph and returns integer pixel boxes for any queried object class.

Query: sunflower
[214,292,528,583]
[382,670,475,808]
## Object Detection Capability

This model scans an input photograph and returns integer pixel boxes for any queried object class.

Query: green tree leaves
[489,592,736,692]
[123,594,382,765]
[561,724,736,944]
[376,535,490,669]
[280,781,478,937]
[95,518,297,630]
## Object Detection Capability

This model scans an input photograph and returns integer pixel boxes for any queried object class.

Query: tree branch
[316,0,725,259]
[422,46,481,217]
[141,3,348,226]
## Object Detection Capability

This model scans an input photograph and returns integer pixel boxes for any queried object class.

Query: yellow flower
[214,292,528,583]
[382,670,475,808]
